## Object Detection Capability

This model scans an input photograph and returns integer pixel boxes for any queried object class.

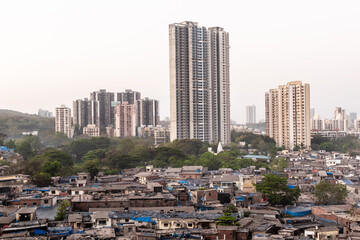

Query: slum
[1,150,360,239]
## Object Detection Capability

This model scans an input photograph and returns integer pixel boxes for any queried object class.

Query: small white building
[83,124,100,137]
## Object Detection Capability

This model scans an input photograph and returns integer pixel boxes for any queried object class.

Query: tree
[54,200,70,221]
[82,149,107,162]
[216,212,240,226]
[313,181,348,205]
[223,204,238,213]
[31,172,52,187]
[269,158,288,172]
[84,159,101,179]
[255,173,300,206]
[16,141,35,160]
[89,137,111,149]
[169,139,207,156]
[42,132,69,148]
[4,139,16,149]
[319,142,335,152]
[70,139,96,161]
[196,152,221,170]
[109,153,140,170]
[0,132,7,145]
[42,160,62,176]
[26,149,73,177]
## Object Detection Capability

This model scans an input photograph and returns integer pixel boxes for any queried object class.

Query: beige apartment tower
[169,21,230,145]
[114,101,137,138]
[265,81,311,150]
[55,105,72,138]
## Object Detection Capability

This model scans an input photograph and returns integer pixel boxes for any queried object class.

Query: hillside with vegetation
[0,109,54,139]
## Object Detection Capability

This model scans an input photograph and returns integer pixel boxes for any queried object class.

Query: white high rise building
[169,21,230,145]
[265,81,311,150]
[246,105,256,124]
[55,105,72,138]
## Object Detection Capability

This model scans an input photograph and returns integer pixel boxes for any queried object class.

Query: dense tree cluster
[255,173,300,206]
[313,181,348,205]
[1,132,285,187]
[311,135,360,155]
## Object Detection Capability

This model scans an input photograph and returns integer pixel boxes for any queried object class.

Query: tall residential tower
[246,105,256,124]
[169,21,230,145]
[265,81,311,150]
[55,105,72,138]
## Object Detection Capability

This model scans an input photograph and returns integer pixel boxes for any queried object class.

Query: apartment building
[265,81,311,150]
[55,105,72,138]
[114,102,137,137]
[169,21,230,145]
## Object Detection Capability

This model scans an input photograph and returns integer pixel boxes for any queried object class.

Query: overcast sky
[1,0,359,123]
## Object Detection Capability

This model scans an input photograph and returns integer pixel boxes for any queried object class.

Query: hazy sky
[1,0,359,123]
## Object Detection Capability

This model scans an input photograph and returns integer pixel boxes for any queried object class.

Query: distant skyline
[1,0,360,123]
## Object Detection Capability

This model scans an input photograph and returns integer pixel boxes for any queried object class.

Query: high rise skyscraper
[114,101,137,137]
[169,21,230,145]
[310,108,315,119]
[139,98,159,127]
[55,105,72,138]
[246,105,256,124]
[265,81,311,150]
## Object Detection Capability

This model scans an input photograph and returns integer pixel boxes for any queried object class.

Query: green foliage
[168,139,207,156]
[70,137,110,161]
[54,200,70,221]
[4,139,16,149]
[232,132,276,156]
[84,159,101,179]
[269,158,288,172]
[150,147,187,167]
[31,172,52,187]
[255,173,300,206]
[311,135,360,153]
[319,142,335,152]
[313,181,348,205]
[104,169,118,175]
[195,152,221,170]
[42,160,62,176]
[82,149,108,162]
[223,204,238,213]
[27,149,73,177]
[0,110,54,139]
[0,132,7,145]
[109,153,140,170]
[216,212,240,226]
[42,132,69,148]
[16,140,36,160]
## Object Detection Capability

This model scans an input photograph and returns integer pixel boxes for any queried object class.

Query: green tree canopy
[169,139,207,156]
[16,141,35,160]
[216,212,240,226]
[84,159,101,179]
[31,172,52,187]
[255,173,300,206]
[269,157,288,172]
[70,139,96,161]
[54,200,70,221]
[313,181,348,205]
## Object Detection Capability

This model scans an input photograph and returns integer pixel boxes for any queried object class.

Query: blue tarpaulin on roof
[131,217,155,224]
[341,179,354,185]
[287,185,295,189]
[179,180,189,186]
[34,229,47,235]
[285,206,311,217]
[235,196,246,201]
